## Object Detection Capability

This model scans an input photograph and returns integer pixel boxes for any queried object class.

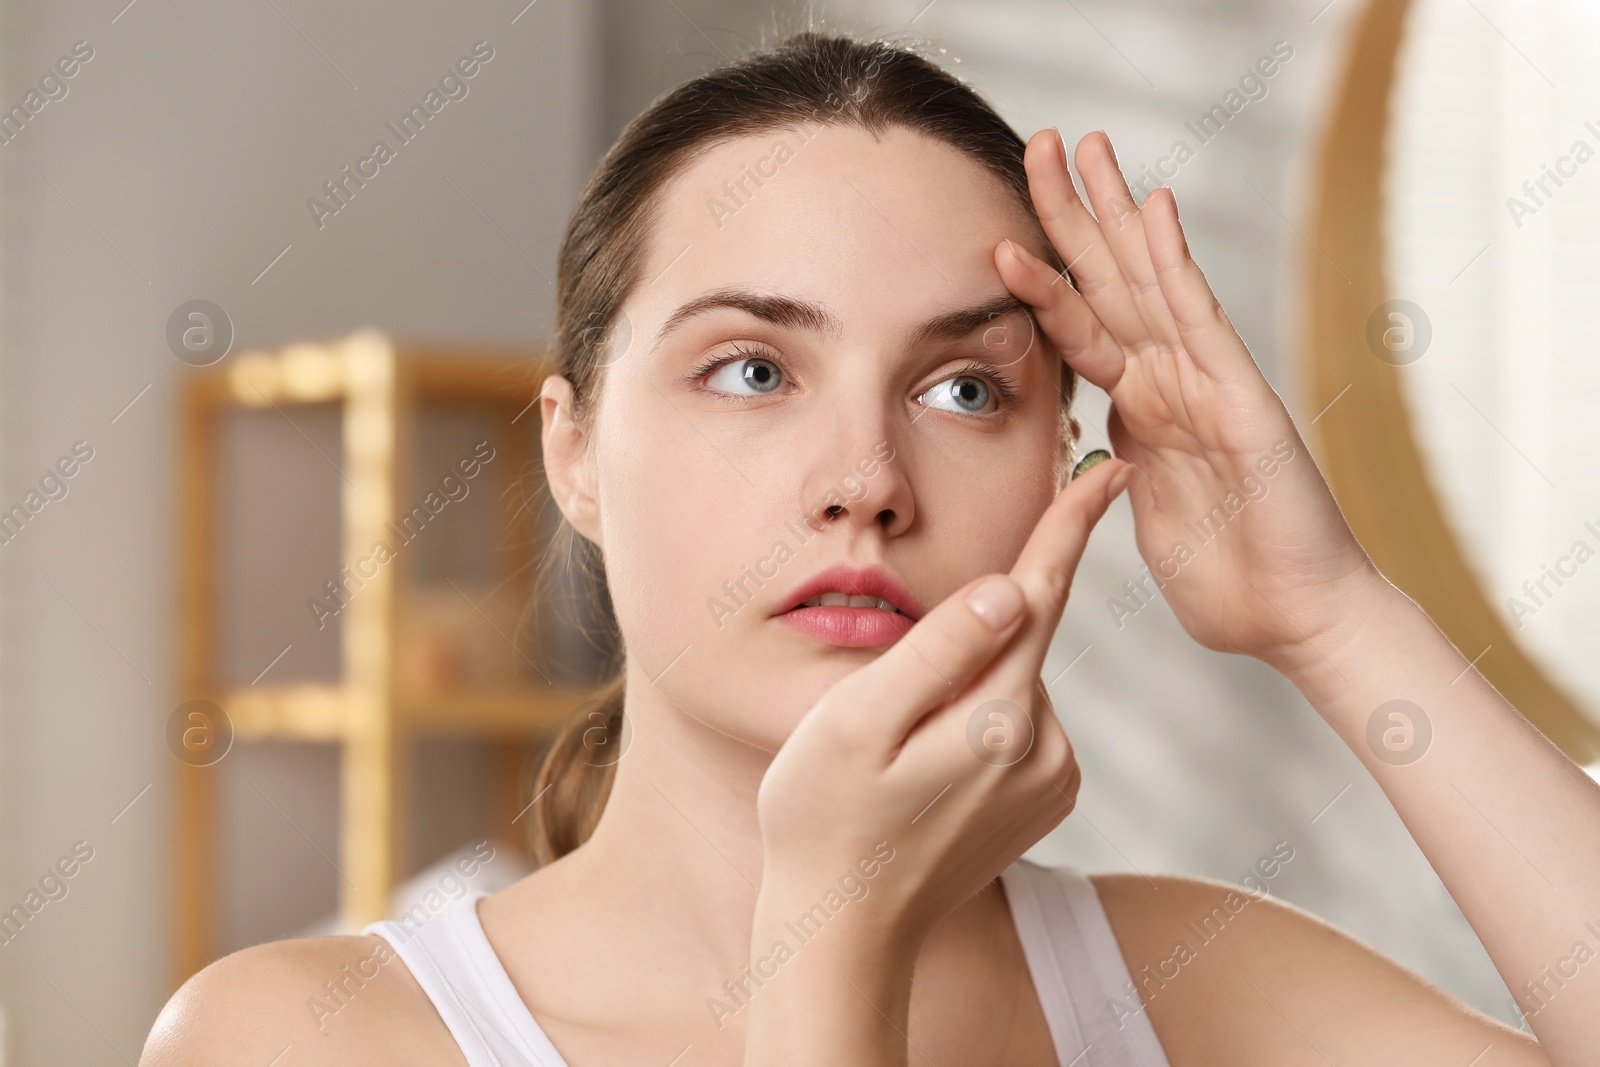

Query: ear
[539,374,602,545]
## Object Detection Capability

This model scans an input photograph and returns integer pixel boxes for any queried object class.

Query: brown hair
[523,30,1081,866]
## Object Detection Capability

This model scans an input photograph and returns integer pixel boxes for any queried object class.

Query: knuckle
[1032,713,1075,773]
[1040,561,1073,603]
[1050,738,1078,780]
[1131,276,1162,303]
[828,701,880,751]
[1078,273,1114,300]
[1053,766,1081,815]
[807,690,871,749]
[1037,726,1070,771]
[823,715,868,752]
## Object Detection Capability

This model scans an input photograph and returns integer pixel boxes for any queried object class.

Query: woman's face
[563,124,1067,752]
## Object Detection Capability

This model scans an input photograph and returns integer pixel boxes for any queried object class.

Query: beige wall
[0,1,598,1062]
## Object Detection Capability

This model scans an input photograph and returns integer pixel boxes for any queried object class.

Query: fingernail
[967,576,1024,631]
[1052,127,1068,165]
[1002,238,1038,267]
[1107,464,1133,500]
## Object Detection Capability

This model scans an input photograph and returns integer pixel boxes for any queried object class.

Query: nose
[796,412,914,540]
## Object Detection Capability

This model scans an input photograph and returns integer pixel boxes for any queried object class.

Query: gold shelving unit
[172,329,602,986]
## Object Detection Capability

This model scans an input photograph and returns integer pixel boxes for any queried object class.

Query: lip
[773,563,922,649]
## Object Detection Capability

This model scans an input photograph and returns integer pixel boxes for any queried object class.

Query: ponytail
[525,676,625,866]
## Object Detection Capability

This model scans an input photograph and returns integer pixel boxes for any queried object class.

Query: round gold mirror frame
[1304,0,1600,763]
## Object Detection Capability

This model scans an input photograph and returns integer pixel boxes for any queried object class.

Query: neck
[558,658,776,971]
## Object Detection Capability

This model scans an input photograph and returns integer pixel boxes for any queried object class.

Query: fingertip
[995,240,1053,305]
[1106,460,1133,501]
[1150,185,1178,222]
[1025,127,1072,189]
[997,237,1040,270]
[1144,189,1191,264]
[1081,131,1107,171]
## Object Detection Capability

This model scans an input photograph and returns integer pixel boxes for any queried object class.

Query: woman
[142,31,1597,1066]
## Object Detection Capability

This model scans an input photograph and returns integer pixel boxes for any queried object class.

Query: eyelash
[682,344,777,388]
[947,359,1023,408]
[682,347,1024,413]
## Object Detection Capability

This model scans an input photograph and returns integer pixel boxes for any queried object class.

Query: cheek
[592,398,818,749]
[592,394,783,660]
[917,379,1064,553]
[918,441,1058,576]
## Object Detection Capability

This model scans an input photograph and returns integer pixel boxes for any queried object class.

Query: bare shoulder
[139,933,465,1067]
[1088,871,1548,1067]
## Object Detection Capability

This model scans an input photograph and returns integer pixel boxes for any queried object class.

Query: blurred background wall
[0,0,1554,1063]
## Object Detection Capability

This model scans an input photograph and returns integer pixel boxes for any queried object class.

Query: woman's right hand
[746,453,1132,1063]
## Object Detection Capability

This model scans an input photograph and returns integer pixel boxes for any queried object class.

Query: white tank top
[363,858,1172,1067]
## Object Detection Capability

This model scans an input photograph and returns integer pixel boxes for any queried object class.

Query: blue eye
[919,374,994,415]
[707,356,784,395]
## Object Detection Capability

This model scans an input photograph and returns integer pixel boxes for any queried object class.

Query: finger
[1022,129,1152,351]
[1002,452,1131,674]
[897,674,1077,813]
[1141,186,1251,382]
[1072,131,1184,351]
[996,237,1125,390]
[913,455,1130,745]
[832,458,1127,759]
[826,571,1030,754]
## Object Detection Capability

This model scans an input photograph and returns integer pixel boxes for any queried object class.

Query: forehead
[629,124,1035,337]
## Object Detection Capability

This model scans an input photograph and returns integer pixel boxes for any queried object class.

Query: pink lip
[773,563,921,649]
[776,605,915,648]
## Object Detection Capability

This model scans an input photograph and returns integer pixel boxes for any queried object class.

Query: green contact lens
[1071,449,1112,481]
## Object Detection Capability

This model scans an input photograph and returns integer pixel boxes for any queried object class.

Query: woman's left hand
[996,129,1381,671]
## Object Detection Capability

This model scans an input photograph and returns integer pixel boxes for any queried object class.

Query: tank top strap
[1000,859,1172,1067]
[363,891,569,1067]
[367,866,1169,1067]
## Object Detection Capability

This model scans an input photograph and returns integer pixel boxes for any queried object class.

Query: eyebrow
[655,287,842,345]
[906,294,1033,349]
[653,286,1034,351]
